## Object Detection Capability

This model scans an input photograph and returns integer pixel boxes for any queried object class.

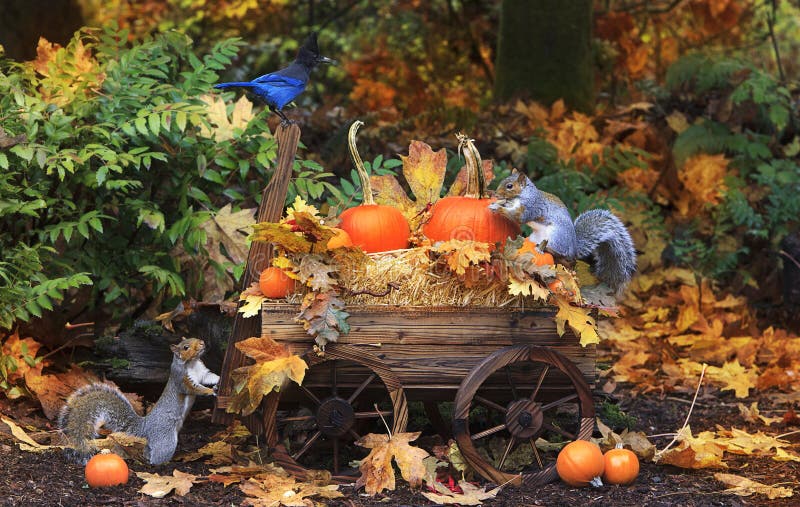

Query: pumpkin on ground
[85,450,129,488]
[338,121,410,253]
[602,444,639,485]
[259,266,296,298]
[556,440,605,487]
[423,134,520,246]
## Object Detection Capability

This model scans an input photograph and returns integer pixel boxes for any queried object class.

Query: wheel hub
[316,397,355,437]
[505,399,544,439]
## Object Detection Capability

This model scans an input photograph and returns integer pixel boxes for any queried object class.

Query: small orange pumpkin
[556,440,605,487]
[85,450,129,488]
[259,266,296,298]
[327,227,353,249]
[423,135,520,246]
[517,240,555,266]
[338,121,410,253]
[602,444,639,485]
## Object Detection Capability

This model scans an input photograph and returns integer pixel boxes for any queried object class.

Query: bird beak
[318,56,337,65]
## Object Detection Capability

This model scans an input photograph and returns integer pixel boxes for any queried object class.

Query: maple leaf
[297,254,338,291]
[675,154,728,216]
[295,291,350,349]
[283,196,321,222]
[433,240,491,276]
[355,431,431,496]
[178,440,235,465]
[198,94,257,141]
[596,418,656,460]
[553,296,599,346]
[1,331,43,385]
[507,275,549,301]
[199,204,257,300]
[208,462,289,487]
[706,360,757,398]
[657,426,727,469]
[24,364,96,420]
[421,480,501,505]
[371,140,447,227]
[228,337,308,416]
[714,473,794,500]
[137,470,198,498]
[250,222,312,253]
[737,402,782,426]
[238,293,266,318]
[240,475,343,507]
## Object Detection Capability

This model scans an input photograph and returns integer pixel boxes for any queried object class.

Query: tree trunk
[494,0,594,113]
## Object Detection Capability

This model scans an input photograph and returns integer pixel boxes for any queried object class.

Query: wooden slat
[212,123,302,430]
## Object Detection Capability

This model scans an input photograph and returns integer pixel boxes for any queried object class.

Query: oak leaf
[356,431,431,495]
[297,254,338,291]
[228,337,308,416]
[433,240,491,276]
[507,276,549,301]
[295,291,350,349]
[137,470,198,498]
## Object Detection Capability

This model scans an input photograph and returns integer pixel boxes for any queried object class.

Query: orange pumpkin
[259,266,296,298]
[556,440,605,487]
[423,134,519,246]
[85,450,129,488]
[517,240,555,266]
[602,445,639,485]
[338,121,410,253]
[327,227,353,249]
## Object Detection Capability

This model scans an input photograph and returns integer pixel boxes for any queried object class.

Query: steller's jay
[214,32,335,123]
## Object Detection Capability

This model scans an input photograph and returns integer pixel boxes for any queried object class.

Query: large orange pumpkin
[338,121,411,253]
[556,440,605,487]
[423,134,519,245]
[259,266,296,298]
[85,450,129,488]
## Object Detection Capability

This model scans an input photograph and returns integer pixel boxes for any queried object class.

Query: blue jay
[214,32,335,123]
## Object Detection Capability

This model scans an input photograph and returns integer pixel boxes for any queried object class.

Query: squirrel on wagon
[58,337,219,465]
[490,169,637,295]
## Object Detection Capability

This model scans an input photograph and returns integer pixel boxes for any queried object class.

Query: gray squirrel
[58,337,220,465]
[490,169,637,295]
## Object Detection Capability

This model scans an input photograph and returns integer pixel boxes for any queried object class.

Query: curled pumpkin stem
[456,133,485,199]
[348,120,375,205]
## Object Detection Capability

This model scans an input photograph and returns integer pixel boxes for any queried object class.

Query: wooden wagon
[213,125,597,487]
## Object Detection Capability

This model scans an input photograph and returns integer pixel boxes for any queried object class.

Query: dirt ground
[1,386,797,507]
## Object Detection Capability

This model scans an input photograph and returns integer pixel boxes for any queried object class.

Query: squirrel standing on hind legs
[490,169,637,295]
[58,337,220,465]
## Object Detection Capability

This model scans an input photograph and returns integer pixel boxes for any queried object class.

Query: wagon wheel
[263,344,408,482]
[453,345,594,487]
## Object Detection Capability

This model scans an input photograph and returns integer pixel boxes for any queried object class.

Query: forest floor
[1,386,797,507]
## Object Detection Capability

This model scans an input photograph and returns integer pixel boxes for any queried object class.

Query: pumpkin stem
[457,133,485,199]
[348,120,375,205]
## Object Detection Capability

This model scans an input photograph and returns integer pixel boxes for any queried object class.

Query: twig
[654,363,707,460]
[776,429,800,440]
[374,403,392,438]
[345,282,400,298]
[779,249,800,270]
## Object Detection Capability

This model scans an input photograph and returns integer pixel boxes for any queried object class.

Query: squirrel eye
[506,183,513,189]
[183,345,190,350]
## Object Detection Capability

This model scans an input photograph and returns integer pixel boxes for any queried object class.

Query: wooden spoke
[333,438,340,475]
[298,385,321,407]
[280,415,315,423]
[291,430,322,460]
[505,367,518,399]
[540,393,578,412]
[542,422,576,441]
[498,436,517,470]
[471,423,506,441]
[529,365,550,401]
[348,373,377,404]
[354,410,392,419]
[474,395,506,414]
[331,361,338,397]
[530,439,543,469]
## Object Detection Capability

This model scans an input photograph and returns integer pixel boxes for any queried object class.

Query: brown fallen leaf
[136,470,199,498]
[714,473,794,499]
[208,462,290,487]
[239,475,342,507]
[421,480,501,505]
[88,432,146,461]
[178,440,235,465]
[0,416,58,453]
[355,431,431,495]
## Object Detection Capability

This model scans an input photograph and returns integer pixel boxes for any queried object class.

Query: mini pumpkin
[259,266,296,298]
[556,440,605,487]
[423,134,519,246]
[327,227,353,249]
[338,121,411,253]
[517,240,555,266]
[602,444,639,485]
[85,449,129,488]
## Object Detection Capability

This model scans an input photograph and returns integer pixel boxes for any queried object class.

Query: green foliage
[599,401,637,432]
[0,27,333,328]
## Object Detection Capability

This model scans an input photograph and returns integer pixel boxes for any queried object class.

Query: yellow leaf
[250,222,312,253]
[666,111,690,133]
[677,154,729,216]
[706,360,757,398]
[433,240,491,276]
[284,196,320,222]
[714,473,794,500]
[553,296,599,346]
[658,426,727,469]
[356,431,431,495]
[507,276,549,301]
[0,416,57,453]
[238,294,265,318]
[137,470,198,498]
[198,94,257,141]
[401,141,448,207]
[421,480,501,505]
[239,474,342,506]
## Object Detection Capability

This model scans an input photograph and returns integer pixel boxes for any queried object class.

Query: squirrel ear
[510,168,518,175]
[515,171,527,183]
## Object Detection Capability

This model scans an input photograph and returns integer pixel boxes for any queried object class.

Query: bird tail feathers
[213,82,255,89]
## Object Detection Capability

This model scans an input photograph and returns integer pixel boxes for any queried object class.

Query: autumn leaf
[239,475,342,507]
[737,402,782,426]
[657,426,727,469]
[198,94,257,141]
[356,431,431,496]
[553,296,599,346]
[208,462,289,487]
[714,473,794,500]
[596,418,656,460]
[705,360,757,398]
[24,364,96,420]
[283,196,321,222]
[676,154,728,216]
[238,293,265,318]
[137,470,198,498]
[0,416,58,453]
[199,203,256,299]
[1,331,43,387]
[433,239,491,276]
[421,480,501,505]
[297,254,338,291]
[89,432,146,461]
[295,291,350,349]
[178,440,235,465]
[228,337,308,416]
[507,276,549,301]
[250,222,312,253]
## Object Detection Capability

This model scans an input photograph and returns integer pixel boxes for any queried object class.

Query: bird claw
[279,118,297,127]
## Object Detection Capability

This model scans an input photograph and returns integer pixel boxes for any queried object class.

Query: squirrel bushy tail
[574,209,637,295]
[58,383,144,464]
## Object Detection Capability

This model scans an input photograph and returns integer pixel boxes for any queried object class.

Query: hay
[334,247,544,308]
